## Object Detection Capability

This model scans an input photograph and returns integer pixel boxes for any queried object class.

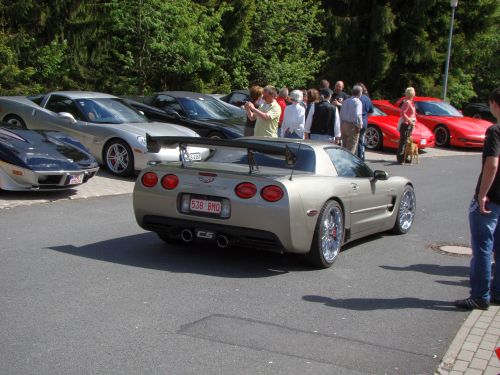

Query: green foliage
[245,0,325,89]
[0,0,497,106]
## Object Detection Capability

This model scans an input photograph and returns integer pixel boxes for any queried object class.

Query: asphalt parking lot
[0,146,481,210]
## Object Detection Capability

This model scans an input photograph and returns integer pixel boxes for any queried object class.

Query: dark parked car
[0,123,99,191]
[125,91,246,139]
[463,103,495,123]
[219,89,250,108]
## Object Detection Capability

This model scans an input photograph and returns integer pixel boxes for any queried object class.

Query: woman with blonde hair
[397,87,417,163]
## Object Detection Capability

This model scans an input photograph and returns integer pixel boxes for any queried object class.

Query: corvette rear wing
[146,135,298,174]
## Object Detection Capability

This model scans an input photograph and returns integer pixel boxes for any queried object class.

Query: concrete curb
[436,306,500,375]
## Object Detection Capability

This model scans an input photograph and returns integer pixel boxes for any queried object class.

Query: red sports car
[364,104,435,151]
[373,97,491,148]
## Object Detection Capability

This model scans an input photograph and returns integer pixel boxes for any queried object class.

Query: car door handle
[351,183,359,191]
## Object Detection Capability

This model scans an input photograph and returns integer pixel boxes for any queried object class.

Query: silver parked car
[0,92,208,176]
[133,137,416,268]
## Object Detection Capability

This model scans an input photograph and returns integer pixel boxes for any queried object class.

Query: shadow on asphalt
[302,295,456,311]
[95,169,137,182]
[379,264,469,277]
[46,232,314,278]
[0,188,78,201]
[435,279,469,288]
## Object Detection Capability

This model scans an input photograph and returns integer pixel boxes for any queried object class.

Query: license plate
[190,198,221,214]
[68,174,84,185]
[420,139,427,145]
[189,153,201,161]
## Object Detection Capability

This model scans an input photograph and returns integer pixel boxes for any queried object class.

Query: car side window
[229,92,249,106]
[45,95,84,121]
[154,95,185,116]
[325,148,373,178]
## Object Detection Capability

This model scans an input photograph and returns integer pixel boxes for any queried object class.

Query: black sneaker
[454,298,489,310]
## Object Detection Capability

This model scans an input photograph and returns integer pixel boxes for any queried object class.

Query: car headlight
[137,136,147,147]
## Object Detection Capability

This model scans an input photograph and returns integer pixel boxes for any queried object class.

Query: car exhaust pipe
[216,234,230,248]
[180,229,194,243]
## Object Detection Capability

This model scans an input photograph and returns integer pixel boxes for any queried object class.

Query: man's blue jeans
[357,127,366,160]
[469,198,500,302]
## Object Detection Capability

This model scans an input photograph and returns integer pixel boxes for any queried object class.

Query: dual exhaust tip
[180,229,230,248]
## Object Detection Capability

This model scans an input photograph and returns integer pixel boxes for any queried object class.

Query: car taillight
[235,182,257,199]
[161,174,179,189]
[141,172,158,187]
[261,185,284,202]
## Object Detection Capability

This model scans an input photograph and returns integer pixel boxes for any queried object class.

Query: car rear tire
[4,114,26,129]
[104,139,134,177]
[392,185,416,234]
[307,200,344,268]
[365,125,383,150]
[207,131,226,139]
[434,125,450,147]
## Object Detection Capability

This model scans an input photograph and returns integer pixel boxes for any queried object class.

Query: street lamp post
[442,0,458,100]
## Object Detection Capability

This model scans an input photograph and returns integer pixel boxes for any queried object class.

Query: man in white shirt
[281,90,305,139]
[340,85,363,154]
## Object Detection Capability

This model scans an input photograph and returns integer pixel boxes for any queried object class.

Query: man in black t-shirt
[331,81,349,109]
[455,88,500,310]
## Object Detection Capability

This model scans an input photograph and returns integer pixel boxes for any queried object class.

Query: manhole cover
[429,243,472,256]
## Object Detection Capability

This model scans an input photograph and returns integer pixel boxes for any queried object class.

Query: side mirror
[138,110,145,116]
[58,112,77,124]
[373,170,389,180]
[165,109,181,119]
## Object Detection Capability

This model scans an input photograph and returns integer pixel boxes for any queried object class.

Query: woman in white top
[281,90,305,139]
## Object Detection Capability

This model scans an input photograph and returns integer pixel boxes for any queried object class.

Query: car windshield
[177,97,236,120]
[416,101,463,117]
[74,98,148,124]
[371,106,386,116]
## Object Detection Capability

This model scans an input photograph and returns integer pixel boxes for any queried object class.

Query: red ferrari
[365,104,435,151]
[373,97,491,148]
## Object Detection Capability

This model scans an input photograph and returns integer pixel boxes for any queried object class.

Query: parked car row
[220,89,492,149]
[372,97,492,148]
[0,89,492,190]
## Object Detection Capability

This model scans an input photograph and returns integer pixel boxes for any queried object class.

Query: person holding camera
[245,85,281,138]
[244,85,264,136]
[397,87,417,163]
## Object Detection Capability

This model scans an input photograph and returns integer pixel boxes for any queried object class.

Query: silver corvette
[133,137,416,268]
[0,92,207,176]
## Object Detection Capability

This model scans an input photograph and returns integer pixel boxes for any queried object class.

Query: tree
[246,0,325,89]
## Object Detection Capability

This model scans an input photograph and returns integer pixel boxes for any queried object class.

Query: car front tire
[103,139,134,177]
[207,131,226,139]
[434,125,450,147]
[4,114,26,129]
[365,125,383,150]
[307,200,344,268]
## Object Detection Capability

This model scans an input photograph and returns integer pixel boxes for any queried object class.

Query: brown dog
[403,137,419,164]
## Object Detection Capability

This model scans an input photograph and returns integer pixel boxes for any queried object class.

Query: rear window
[204,143,316,172]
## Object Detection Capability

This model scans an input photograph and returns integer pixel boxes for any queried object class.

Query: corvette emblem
[198,172,217,183]
[199,176,214,183]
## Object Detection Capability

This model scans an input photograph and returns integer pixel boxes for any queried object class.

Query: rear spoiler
[146,135,298,174]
